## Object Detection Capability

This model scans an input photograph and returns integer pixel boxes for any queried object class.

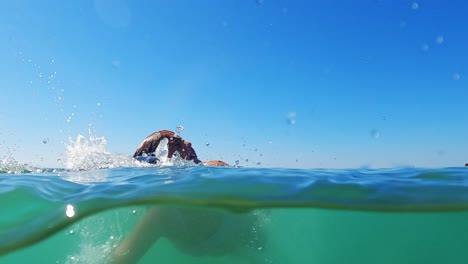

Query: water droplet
[436,35,444,45]
[43,138,49,144]
[287,112,297,125]
[411,2,419,10]
[112,60,121,68]
[453,72,461,80]
[399,20,407,28]
[66,204,75,217]
[370,129,380,139]
[421,43,429,52]
[176,125,184,134]
[235,160,240,166]
[205,142,210,147]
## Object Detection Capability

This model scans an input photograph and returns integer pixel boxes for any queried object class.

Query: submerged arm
[109,207,162,264]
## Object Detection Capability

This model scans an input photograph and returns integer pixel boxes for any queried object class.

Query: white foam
[63,135,196,173]
[64,134,134,171]
[0,153,32,174]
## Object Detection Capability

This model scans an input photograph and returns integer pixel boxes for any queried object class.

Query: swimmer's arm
[109,207,161,264]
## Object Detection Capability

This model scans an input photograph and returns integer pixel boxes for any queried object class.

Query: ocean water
[1,137,468,264]
[1,165,468,264]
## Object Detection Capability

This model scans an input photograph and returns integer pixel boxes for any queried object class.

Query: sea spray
[64,134,134,172]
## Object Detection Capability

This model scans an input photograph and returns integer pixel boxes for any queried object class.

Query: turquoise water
[1,166,468,263]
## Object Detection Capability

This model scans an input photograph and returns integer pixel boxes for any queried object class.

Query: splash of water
[0,154,32,174]
[151,138,196,167]
[63,135,195,174]
[64,134,134,171]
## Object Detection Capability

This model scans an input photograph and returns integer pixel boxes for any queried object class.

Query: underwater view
[1,1,468,263]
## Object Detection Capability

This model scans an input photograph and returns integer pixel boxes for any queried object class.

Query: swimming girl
[109,130,266,263]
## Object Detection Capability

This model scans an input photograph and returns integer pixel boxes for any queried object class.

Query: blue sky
[0,0,467,169]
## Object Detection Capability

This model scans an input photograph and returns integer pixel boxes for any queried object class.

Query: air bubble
[436,35,444,45]
[43,138,49,144]
[235,160,240,166]
[411,2,419,10]
[453,73,461,81]
[205,142,210,147]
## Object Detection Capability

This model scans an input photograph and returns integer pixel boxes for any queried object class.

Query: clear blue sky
[1,0,467,169]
